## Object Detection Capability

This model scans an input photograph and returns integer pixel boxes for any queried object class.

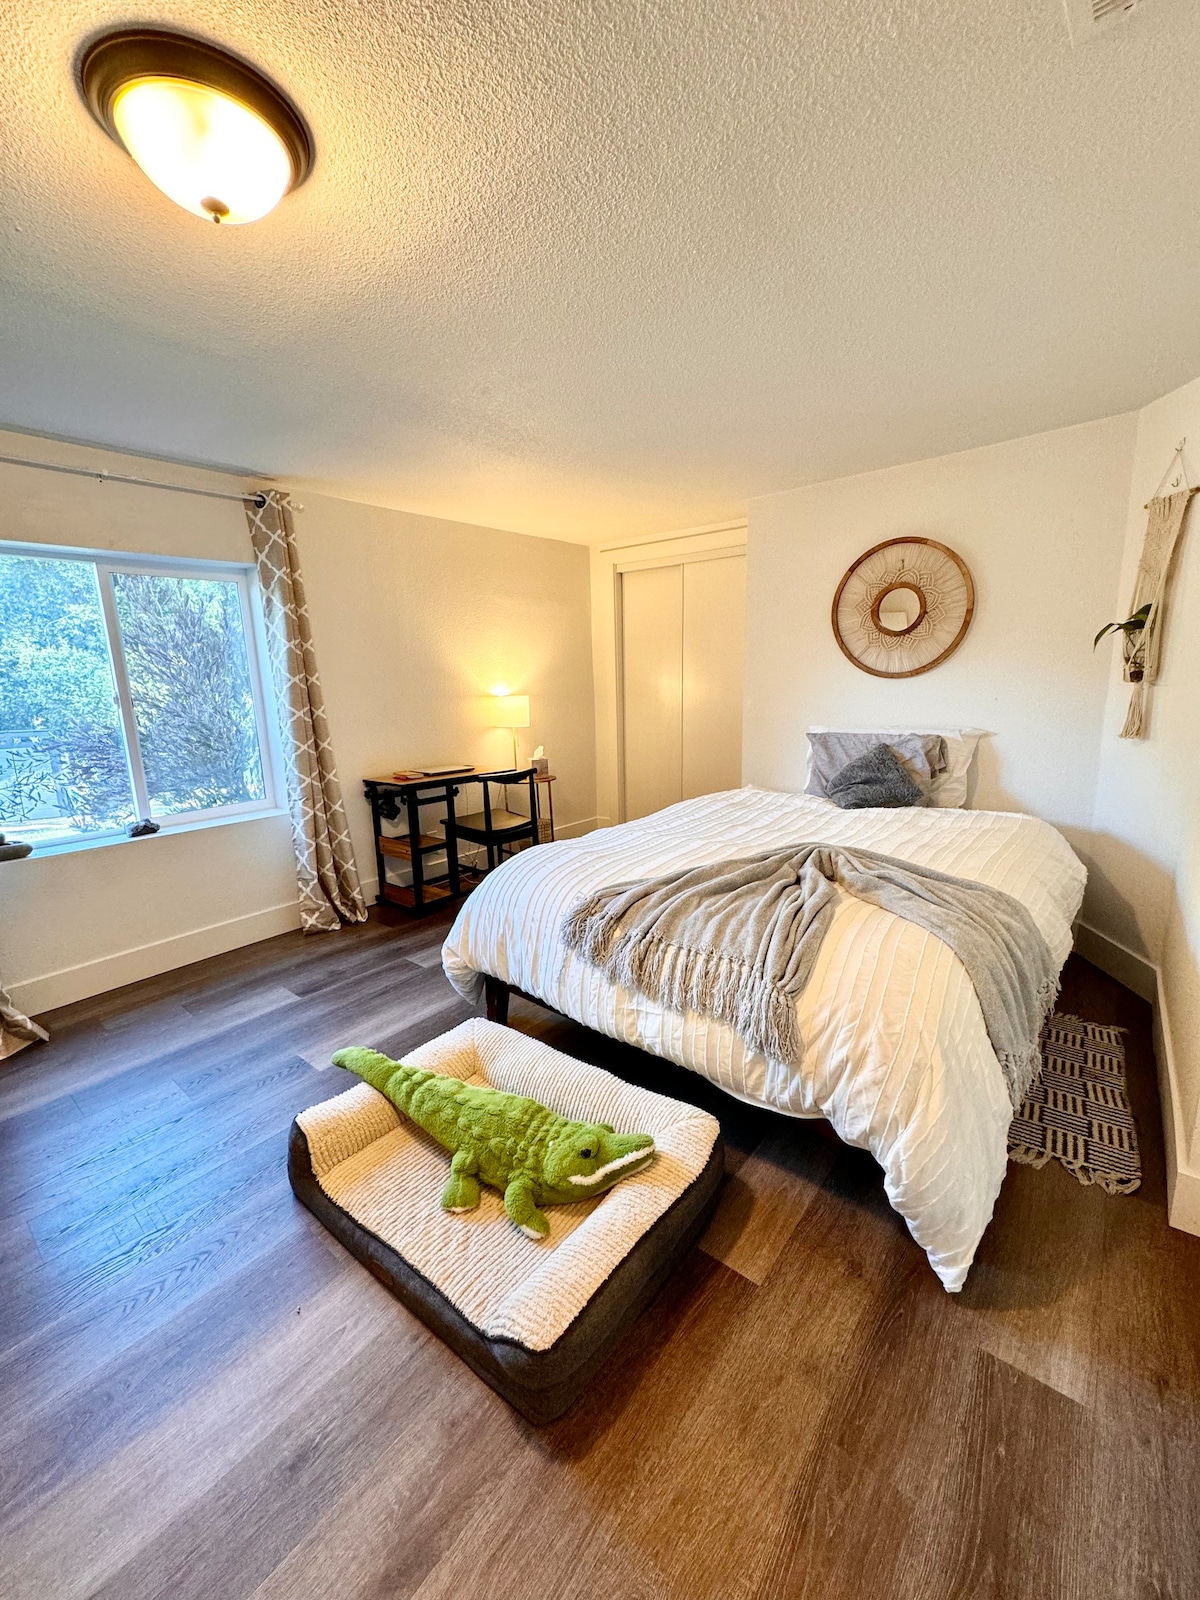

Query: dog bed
[288,1017,724,1422]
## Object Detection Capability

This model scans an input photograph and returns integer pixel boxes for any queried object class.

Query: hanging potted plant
[1094,602,1153,680]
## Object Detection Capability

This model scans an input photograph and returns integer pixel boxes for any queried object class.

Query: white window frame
[0,540,282,850]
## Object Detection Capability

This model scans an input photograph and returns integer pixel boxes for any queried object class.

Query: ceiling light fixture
[78,29,313,225]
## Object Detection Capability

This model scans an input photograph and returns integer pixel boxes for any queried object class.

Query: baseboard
[1072,921,1157,1003]
[12,901,302,1016]
[1072,920,1200,1235]
[1152,975,1200,1233]
[554,815,601,840]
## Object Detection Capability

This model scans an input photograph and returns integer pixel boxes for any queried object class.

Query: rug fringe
[1008,1141,1140,1195]
[1006,1142,1054,1172]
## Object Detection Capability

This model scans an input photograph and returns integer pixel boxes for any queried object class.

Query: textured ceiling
[3,0,1200,542]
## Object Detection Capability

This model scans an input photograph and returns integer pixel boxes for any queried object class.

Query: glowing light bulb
[111,77,293,224]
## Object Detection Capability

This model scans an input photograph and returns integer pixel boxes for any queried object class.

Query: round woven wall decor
[831,537,975,679]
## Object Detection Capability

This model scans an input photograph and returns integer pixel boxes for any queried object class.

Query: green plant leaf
[1093,602,1153,649]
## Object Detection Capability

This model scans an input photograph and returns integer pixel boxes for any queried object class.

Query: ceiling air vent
[1063,0,1144,42]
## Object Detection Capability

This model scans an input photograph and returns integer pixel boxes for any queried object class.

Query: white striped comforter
[442,788,1086,1290]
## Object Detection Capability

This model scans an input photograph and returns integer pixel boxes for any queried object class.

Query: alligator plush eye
[580,1147,592,1159]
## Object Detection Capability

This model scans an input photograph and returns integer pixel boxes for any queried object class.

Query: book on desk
[391,765,475,780]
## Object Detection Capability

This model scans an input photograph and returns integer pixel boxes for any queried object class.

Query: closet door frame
[615,544,747,824]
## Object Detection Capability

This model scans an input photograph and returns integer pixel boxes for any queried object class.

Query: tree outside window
[0,549,275,848]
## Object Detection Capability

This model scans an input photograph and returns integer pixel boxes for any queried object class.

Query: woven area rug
[1008,1013,1140,1194]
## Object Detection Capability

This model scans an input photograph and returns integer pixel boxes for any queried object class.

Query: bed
[441,786,1087,1290]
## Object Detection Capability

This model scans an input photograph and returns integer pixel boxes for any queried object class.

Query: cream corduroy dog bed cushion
[296,1017,721,1352]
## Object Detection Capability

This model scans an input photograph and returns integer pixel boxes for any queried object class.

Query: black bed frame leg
[484,976,511,1025]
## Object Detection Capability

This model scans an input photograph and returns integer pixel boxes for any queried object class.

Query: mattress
[442,787,1086,1290]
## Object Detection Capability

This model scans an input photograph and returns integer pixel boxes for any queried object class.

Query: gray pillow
[826,744,925,810]
[806,730,946,804]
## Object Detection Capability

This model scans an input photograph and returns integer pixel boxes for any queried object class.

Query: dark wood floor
[1,910,1198,1600]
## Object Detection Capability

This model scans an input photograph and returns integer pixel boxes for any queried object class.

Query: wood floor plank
[291,984,473,1072]
[699,1123,840,1283]
[13,1075,306,1252]
[171,1041,342,1110]
[84,1321,448,1600]
[750,1263,979,1600]
[406,1253,740,1600]
[403,942,453,969]
[247,1353,526,1600]
[1,1141,297,1349]
[26,1073,323,1260]
[924,1351,1093,1600]
[1086,1404,1200,1600]
[0,1188,315,1427]
[0,1224,345,1530]
[0,1012,216,1123]
[41,1116,294,1281]
[408,1450,671,1600]
[0,1212,41,1278]
[0,952,424,1125]
[277,939,429,998]
[3,1270,411,1600]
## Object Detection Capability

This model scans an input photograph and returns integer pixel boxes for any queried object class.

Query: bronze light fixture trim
[78,29,314,224]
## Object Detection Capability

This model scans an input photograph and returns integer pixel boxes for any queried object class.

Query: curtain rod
[0,450,279,508]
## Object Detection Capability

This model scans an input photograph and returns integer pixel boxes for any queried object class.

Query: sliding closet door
[620,563,684,820]
[620,551,746,821]
[681,554,746,800]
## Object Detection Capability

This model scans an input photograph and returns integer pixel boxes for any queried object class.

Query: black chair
[444,768,539,874]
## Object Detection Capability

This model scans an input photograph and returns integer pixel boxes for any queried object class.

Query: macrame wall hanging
[1118,445,1197,739]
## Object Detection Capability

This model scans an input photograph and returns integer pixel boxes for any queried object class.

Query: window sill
[17,807,291,861]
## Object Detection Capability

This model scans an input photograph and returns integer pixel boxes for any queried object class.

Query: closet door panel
[681,554,746,800]
[621,564,683,820]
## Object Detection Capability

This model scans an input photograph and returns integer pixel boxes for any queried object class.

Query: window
[0,545,277,849]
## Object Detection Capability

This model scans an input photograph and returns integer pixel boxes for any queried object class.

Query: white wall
[296,492,597,896]
[0,431,595,1014]
[1088,378,1200,1225]
[743,416,1138,861]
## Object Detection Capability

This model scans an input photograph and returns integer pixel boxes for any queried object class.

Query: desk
[363,768,540,915]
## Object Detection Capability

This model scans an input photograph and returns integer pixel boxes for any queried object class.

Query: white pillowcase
[805,728,986,808]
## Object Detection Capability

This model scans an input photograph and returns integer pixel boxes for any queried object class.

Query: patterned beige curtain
[245,491,367,932]
[1,979,48,1061]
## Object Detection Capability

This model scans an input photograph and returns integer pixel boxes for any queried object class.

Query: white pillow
[805,728,986,808]
[924,730,986,807]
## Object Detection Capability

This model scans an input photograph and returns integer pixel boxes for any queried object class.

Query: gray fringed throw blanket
[562,844,1059,1109]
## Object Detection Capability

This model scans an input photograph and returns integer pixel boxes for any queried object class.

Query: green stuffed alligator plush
[332,1047,656,1240]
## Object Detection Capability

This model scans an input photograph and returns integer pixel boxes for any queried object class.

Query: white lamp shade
[488,694,529,729]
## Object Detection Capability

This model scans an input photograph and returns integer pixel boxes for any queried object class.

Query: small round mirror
[874,584,925,634]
